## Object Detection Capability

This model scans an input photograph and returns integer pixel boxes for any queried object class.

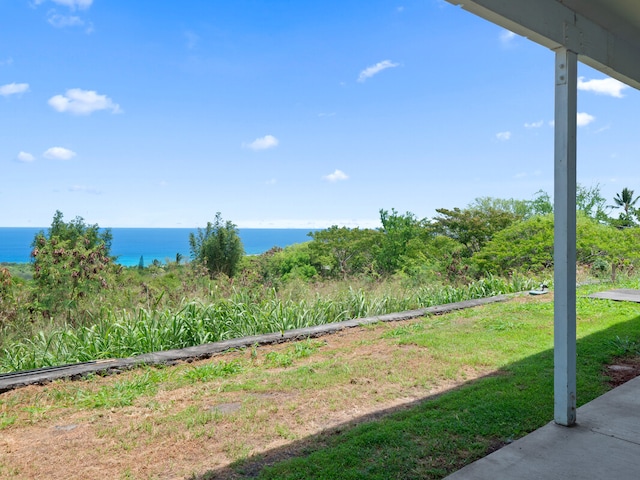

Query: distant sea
[0,228,315,267]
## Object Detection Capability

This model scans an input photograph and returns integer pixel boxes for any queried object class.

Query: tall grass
[0,274,536,372]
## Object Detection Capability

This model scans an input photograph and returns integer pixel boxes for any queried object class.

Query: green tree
[470,196,531,219]
[473,213,639,276]
[309,226,381,278]
[576,184,610,223]
[473,214,555,274]
[266,243,318,283]
[510,185,609,222]
[611,187,639,227]
[31,211,115,317]
[377,208,427,274]
[430,204,518,256]
[189,213,244,278]
[46,210,113,252]
[0,267,12,306]
[529,190,553,216]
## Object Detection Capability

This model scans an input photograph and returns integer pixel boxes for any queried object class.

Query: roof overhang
[446,0,640,90]
[446,0,640,428]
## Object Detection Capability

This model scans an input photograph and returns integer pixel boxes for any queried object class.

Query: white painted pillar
[553,47,577,426]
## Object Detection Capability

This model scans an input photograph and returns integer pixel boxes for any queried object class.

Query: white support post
[553,47,577,426]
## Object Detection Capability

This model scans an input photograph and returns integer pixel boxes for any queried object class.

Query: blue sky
[2,0,639,228]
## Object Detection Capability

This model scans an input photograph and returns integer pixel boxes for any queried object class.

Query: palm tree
[611,187,639,227]
[612,187,639,214]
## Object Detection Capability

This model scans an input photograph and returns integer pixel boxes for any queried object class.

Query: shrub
[474,214,640,276]
[189,213,244,278]
[30,211,117,318]
[473,215,554,274]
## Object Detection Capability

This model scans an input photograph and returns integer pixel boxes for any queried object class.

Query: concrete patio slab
[445,375,640,479]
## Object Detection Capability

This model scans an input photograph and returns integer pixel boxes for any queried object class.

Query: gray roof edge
[448,0,640,90]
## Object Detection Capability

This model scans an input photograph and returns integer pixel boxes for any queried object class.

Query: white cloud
[0,57,13,67]
[56,0,92,9]
[496,131,511,141]
[265,178,277,185]
[500,30,516,45]
[43,147,76,160]
[577,112,595,127]
[578,77,628,98]
[0,83,29,96]
[35,0,93,9]
[17,151,35,163]
[323,169,349,182]
[524,120,544,129]
[48,88,122,115]
[358,60,399,82]
[244,135,279,151]
[47,14,84,28]
[547,115,594,128]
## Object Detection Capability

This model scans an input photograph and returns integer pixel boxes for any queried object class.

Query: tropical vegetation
[2,185,640,372]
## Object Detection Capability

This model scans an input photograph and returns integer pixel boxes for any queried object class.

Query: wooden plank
[588,289,640,303]
[0,293,514,394]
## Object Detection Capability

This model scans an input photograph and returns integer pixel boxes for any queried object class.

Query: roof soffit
[447,0,640,90]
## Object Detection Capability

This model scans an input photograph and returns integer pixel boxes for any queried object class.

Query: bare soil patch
[0,315,491,480]
[605,356,640,388]
[1,293,634,480]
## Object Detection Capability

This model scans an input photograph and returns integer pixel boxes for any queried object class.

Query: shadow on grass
[192,315,640,480]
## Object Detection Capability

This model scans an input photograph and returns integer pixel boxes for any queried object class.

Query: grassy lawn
[224,288,640,479]
[1,285,640,479]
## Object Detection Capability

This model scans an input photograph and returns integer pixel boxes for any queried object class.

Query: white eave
[448,0,640,90]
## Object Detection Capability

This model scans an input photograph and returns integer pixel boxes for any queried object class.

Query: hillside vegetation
[2,185,640,371]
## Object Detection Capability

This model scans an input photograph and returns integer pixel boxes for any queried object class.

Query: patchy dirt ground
[0,294,638,480]
[605,356,640,387]
[0,319,491,480]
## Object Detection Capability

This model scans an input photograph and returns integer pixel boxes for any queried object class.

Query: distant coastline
[0,227,315,267]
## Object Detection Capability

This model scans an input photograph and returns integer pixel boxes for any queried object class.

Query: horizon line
[0,220,383,230]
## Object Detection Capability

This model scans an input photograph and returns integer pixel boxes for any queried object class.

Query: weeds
[0,276,537,372]
[75,371,158,409]
[2,290,639,479]
[264,339,325,368]
[608,335,640,356]
[183,360,245,383]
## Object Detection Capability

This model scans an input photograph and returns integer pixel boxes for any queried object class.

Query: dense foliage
[4,184,640,370]
[1,275,536,371]
[189,212,244,278]
[30,211,117,318]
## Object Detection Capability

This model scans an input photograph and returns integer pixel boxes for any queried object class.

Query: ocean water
[0,227,315,266]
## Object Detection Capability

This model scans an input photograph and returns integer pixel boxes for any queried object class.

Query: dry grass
[2,292,638,480]
[0,305,504,480]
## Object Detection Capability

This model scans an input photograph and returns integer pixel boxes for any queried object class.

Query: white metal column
[553,47,577,426]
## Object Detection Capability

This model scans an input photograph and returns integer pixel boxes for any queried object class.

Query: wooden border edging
[0,294,513,393]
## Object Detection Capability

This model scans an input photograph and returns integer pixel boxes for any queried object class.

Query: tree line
[3,184,640,322]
